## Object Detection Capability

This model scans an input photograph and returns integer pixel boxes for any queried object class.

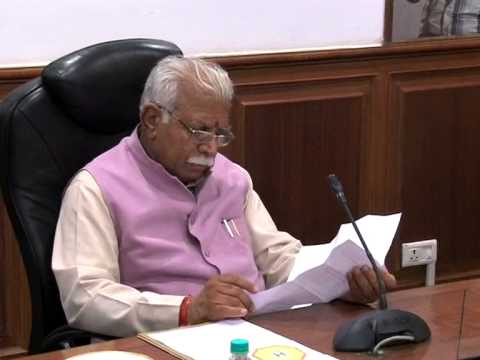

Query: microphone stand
[328,174,431,355]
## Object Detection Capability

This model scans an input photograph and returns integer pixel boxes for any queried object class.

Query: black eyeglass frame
[152,103,235,147]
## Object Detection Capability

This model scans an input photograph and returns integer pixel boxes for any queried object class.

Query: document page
[251,213,401,315]
[139,319,337,360]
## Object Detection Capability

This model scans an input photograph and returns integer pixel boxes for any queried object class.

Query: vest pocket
[220,215,252,244]
[221,217,240,238]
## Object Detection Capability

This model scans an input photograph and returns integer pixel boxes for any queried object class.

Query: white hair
[139,56,234,115]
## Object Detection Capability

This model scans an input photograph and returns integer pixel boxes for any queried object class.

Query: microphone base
[333,309,431,353]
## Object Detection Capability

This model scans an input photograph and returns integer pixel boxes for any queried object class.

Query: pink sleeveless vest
[84,130,265,296]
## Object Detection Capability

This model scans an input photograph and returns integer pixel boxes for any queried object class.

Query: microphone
[327,174,431,354]
[328,175,388,310]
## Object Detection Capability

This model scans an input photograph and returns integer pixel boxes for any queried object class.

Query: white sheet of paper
[140,319,337,360]
[67,352,153,360]
[251,213,401,315]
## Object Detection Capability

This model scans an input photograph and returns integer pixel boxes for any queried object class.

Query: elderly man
[52,56,396,337]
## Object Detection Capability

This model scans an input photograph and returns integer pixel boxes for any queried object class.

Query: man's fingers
[358,266,397,293]
[214,283,255,312]
[345,267,397,305]
[351,266,377,302]
[189,289,249,324]
[347,270,369,304]
[212,274,256,311]
[361,266,380,295]
[382,270,397,290]
[188,294,248,324]
[216,274,257,293]
[207,290,251,312]
[205,305,248,321]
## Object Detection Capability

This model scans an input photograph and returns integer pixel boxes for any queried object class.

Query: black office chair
[0,38,182,354]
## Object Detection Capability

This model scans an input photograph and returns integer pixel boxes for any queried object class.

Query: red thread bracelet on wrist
[179,295,193,326]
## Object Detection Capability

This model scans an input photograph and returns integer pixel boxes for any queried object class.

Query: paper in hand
[251,213,401,315]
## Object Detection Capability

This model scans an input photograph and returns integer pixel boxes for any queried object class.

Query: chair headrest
[42,39,182,134]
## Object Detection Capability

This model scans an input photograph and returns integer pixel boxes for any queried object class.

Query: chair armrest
[41,325,117,352]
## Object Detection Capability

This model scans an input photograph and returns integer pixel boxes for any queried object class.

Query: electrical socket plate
[401,239,437,268]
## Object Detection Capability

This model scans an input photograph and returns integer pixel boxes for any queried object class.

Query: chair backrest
[0,39,182,353]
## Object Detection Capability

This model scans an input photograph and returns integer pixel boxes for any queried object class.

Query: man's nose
[198,138,218,156]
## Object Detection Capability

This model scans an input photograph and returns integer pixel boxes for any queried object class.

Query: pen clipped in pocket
[222,218,241,238]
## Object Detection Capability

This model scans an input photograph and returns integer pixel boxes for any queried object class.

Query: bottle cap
[230,338,249,353]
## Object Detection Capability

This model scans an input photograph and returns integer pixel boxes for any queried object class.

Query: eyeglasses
[154,104,235,147]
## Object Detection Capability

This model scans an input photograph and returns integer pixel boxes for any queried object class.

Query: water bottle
[230,338,250,360]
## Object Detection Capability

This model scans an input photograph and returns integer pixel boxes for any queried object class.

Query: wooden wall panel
[0,199,31,355]
[245,98,363,245]
[0,70,37,355]
[230,78,375,245]
[2,203,31,351]
[390,69,480,285]
[0,68,39,99]
[0,201,5,338]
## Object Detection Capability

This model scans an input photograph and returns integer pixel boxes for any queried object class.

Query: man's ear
[140,105,161,134]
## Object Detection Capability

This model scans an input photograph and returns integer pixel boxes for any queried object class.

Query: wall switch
[401,239,437,268]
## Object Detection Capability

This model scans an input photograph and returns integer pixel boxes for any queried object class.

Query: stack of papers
[139,319,337,360]
[251,213,401,315]
[66,351,153,360]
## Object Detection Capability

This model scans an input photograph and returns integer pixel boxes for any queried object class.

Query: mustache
[187,155,215,167]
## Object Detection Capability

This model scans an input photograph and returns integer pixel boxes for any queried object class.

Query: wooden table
[16,279,480,360]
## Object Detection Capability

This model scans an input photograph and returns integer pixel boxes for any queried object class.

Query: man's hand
[188,274,256,325]
[344,266,397,304]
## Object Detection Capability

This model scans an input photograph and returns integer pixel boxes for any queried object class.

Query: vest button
[203,249,210,257]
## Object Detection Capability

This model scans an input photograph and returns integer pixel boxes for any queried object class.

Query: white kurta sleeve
[244,184,302,289]
[52,171,184,337]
